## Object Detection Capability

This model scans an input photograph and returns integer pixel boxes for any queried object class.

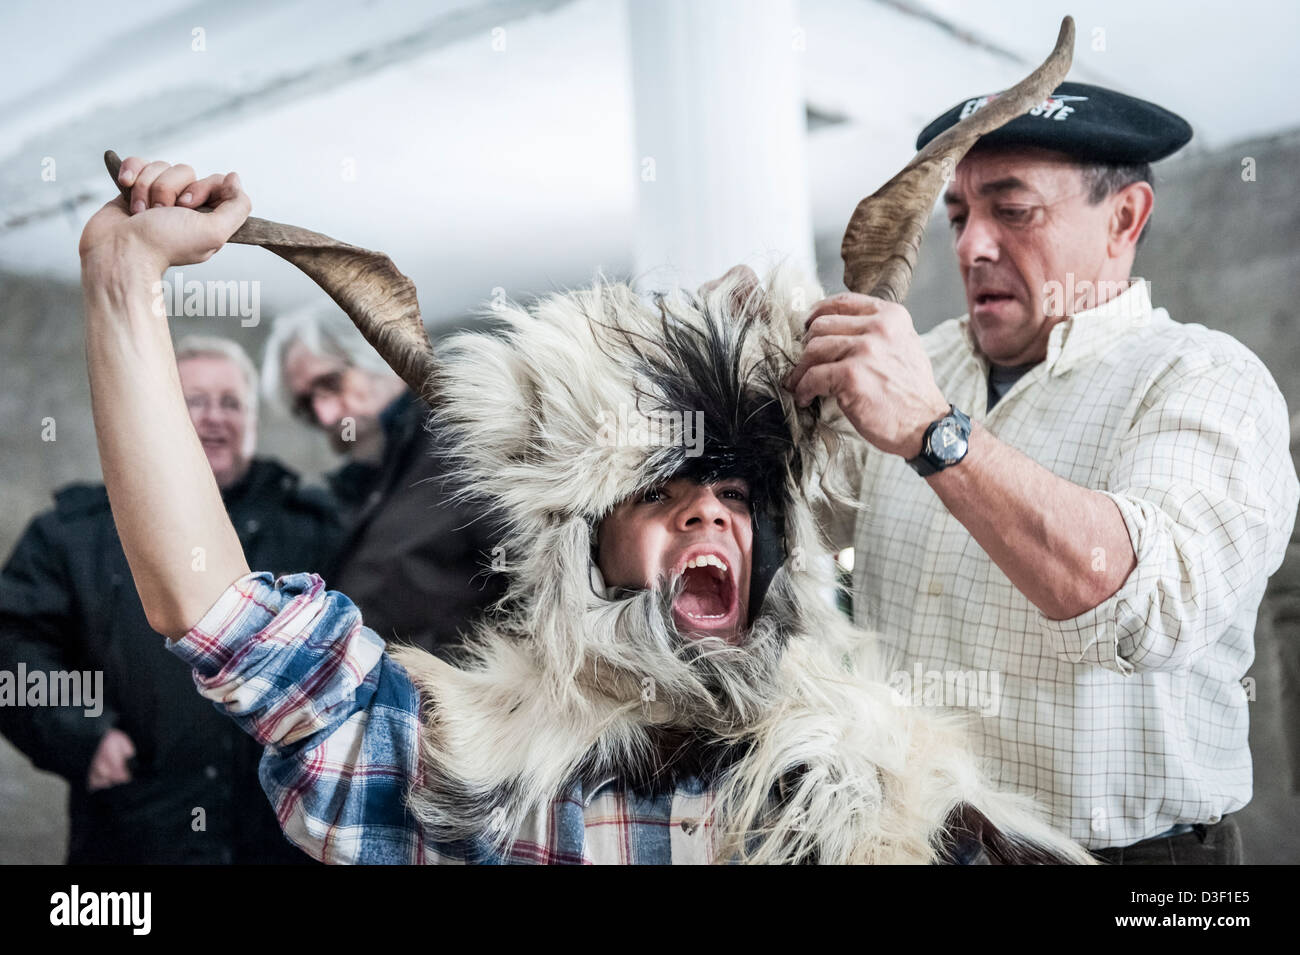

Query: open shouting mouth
[670,549,740,639]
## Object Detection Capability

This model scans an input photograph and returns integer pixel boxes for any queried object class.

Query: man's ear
[1108,181,1155,257]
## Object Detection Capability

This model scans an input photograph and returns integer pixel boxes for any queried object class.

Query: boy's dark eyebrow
[944,176,1032,206]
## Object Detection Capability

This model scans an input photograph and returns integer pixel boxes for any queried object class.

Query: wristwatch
[905,405,971,477]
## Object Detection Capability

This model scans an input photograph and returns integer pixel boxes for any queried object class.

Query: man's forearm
[82,248,249,639]
[925,422,1136,621]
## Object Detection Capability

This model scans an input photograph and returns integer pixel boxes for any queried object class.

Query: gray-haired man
[799,83,1299,864]
[0,335,341,863]
[262,308,504,655]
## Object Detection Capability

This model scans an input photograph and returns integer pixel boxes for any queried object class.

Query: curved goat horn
[102,150,438,405]
[840,15,1075,302]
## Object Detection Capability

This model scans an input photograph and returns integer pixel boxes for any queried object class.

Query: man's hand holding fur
[784,292,949,459]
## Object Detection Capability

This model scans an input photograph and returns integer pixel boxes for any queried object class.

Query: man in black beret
[797,82,1299,865]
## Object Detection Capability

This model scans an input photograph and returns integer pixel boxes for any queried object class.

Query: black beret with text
[916,81,1192,163]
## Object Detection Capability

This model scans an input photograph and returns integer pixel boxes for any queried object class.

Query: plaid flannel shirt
[169,571,720,864]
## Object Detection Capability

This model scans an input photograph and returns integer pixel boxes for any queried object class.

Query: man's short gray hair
[174,334,259,420]
[260,306,398,415]
[1077,159,1154,247]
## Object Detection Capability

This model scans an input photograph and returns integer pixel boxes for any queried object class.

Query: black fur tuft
[593,286,800,512]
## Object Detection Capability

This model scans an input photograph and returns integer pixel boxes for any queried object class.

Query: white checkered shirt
[821,280,1300,849]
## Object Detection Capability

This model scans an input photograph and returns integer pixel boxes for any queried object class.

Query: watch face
[930,419,968,463]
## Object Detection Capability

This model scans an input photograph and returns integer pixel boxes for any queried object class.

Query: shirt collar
[956,278,1153,377]
[1043,278,1153,377]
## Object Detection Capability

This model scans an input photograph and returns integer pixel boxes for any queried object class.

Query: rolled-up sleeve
[167,571,438,863]
[1043,358,1300,675]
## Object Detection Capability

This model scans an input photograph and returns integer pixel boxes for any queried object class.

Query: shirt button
[928,580,943,597]
[205,765,218,780]
[680,819,699,835]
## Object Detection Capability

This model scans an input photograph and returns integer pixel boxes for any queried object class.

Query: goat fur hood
[388,269,1093,865]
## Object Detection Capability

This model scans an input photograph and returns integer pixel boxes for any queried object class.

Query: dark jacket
[0,458,343,864]
[325,391,505,655]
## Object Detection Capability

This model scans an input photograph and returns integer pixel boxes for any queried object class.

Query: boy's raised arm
[79,158,253,639]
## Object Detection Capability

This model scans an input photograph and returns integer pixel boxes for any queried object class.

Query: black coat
[325,391,505,655]
[0,458,344,864]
